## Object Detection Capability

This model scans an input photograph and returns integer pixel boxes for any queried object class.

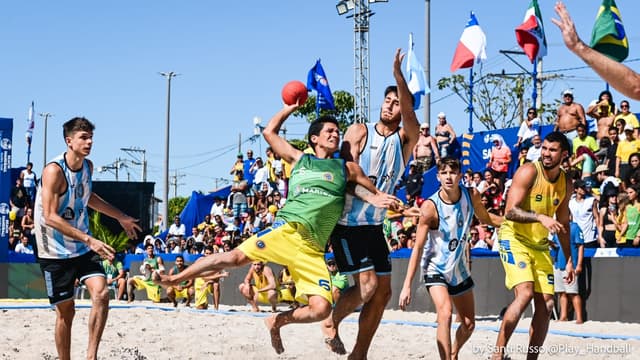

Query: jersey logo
[535,194,543,202]
[553,198,560,206]
[255,240,266,249]
[323,172,334,182]
[75,184,85,198]
[518,261,527,269]
[448,238,459,252]
[62,207,75,220]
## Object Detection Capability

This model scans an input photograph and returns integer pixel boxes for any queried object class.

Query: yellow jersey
[499,161,567,249]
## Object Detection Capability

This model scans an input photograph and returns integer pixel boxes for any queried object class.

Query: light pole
[336,0,388,123]
[159,71,178,225]
[39,112,53,167]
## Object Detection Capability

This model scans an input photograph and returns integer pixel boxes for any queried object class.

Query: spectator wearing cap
[413,122,439,173]
[435,112,456,158]
[595,164,620,203]
[555,89,586,143]
[230,152,245,182]
[569,179,598,249]
[615,123,640,181]
[587,90,616,140]
[615,100,639,139]
[487,134,511,185]
[515,107,540,149]
[250,156,269,194]
[243,149,256,186]
[400,161,423,206]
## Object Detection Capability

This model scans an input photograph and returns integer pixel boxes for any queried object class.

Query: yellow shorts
[131,277,162,302]
[278,287,295,303]
[237,220,332,304]
[194,277,212,307]
[252,286,277,304]
[173,287,190,299]
[498,239,554,295]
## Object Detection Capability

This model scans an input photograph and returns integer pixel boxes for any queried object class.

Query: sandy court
[0,300,638,359]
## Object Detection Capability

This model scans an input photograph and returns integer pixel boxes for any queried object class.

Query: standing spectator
[551,222,584,324]
[250,157,269,193]
[615,100,639,138]
[554,89,586,143]
[10,177,29,222]
[587,90,616,140]
[413,122,440,173]
[604,126,619,175]
[622,185,640,247]
[572,123,599,155]
[229,153,244,182]
[435,112,456,158]
[515,107,540,149]
[229,171,249,218]
[243,149,256,186]
[598,193,619,248]
[401,161,423,205]
[615,124,640,180]
[20,162,37,204]
[167,215,186,241]
[569,180,597,249]
[487,134,511,185]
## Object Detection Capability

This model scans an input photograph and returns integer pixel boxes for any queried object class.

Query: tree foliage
[89,212,129,252]
[168,196,189,220]
[294,90,355,134]
[437,71,558,131]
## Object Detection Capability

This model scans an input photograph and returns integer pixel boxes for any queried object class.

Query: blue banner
[0,118,13,262]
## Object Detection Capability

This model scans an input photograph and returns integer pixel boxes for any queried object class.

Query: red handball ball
[281,80,308,106]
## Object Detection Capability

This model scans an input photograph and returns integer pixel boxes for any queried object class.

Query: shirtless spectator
[555,89,586,143]
[587,90,616,140]
[238,261,278,312]
[615,100,639,138]
[413,123,440,173]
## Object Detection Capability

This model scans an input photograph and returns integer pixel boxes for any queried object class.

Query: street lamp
[39,112,53,167]
[159,71,179,225]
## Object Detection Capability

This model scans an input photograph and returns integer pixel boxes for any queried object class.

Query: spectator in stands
[239,261,278,312]
[604,126,619,175]
[189,226,204,245]
[127,243,164,303]
[624,153,640,188]
[614,192,631,247]
[622,184,640,247]
[210,197,225,218]
[244,149,257,186]
[8,222,20,251]
[250,157,269,193]
[615,100,639,138]
[554,89,586,143]
[230,153,244,182]
[477,169,494,194]
[14,233,34,254]
[615,124,640,181]
[598,193,619,248]
[19,162,37,204]
[587,90,616,140]
[102,257,126,300]
[515,107,540,149]
[229,171,249,218]
[166,255,194,307]
[166,238,180,254]
[551,221,584,324]
[10,177,29,222]
[401,161,424,205]
[570,146,598,184]
[488,134,511,185]
[572,123,599,156]
[413,122,440,173]
[471,172,482,190]
[153,237,165,255]
[273,191,285,208]
[168,215,186,241]
[20,207,35,239]
[435,112,456,158]
[525,134,542,163]
[569,180,597,250]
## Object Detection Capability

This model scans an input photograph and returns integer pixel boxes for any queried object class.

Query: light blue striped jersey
[421,186,474,286]
[338,123,406,226]
[34,153,92,259]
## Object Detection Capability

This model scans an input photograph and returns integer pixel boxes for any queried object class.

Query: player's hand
[563,261,575,284]
[118,215,142,240]
[393,48,406,76]
[373,193,402,209]
[88,237,115,261]
[398,286,412,311]
[537,214,565,235]
[403,206,422,218]
[551,2,582,52]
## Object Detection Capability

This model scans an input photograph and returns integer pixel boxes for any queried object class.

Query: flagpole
[532,59,538,110]
[315,93,320,119]
[468,67,474,133]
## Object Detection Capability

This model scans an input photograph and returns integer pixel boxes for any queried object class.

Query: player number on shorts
[318,279,331,291]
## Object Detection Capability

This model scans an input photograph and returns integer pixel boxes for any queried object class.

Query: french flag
[450,12,487,72]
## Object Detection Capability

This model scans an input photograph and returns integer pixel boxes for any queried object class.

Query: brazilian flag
[590,0,628,62]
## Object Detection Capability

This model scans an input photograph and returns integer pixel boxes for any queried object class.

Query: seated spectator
[127,243,165,303]
[469,228,492,249]
[153,238,165,255]
[514,107,540,149]
[406,229,417,249]
[189,226,204,245]
[20,207,35,239]
[327,257,349,304]
[102,257,126,300]
[525,134,542,162]
[615,100,639,137]
[14,234,34,254]
[166,255,194,307]
[278,266,298,309]
[272,191,285,208]
[238,261,278,312]
[210,197,225,218]
[614,192,630,247]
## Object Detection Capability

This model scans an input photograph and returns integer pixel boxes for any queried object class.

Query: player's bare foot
[321,319,346,355]
[264,316,284,354]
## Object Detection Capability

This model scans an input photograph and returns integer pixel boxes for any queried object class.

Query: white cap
[624,123,634,131]
[562,89,573,96]
[437,112,446,118]
[420,122,429,129]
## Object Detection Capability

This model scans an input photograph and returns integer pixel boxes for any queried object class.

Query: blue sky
[2,0,640,202]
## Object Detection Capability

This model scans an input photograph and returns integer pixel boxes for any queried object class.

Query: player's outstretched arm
[263,104,303,166]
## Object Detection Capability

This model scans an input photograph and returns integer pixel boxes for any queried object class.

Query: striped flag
[26,101,34,145]
[515,0,547,63]
[406,33,428,110]
[450,12,487,72]
[590,0,628,62]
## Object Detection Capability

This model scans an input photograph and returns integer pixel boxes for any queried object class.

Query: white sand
[0,299,638,359]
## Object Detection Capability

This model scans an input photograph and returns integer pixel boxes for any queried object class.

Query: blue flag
[406,33,429,110]
[307,59,335,111]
